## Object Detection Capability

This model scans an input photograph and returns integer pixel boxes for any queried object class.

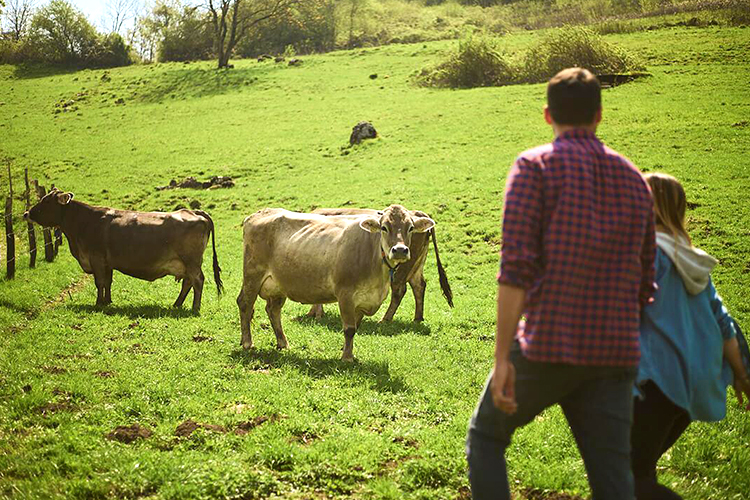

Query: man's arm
[493,156,542,414]
[491,283,526,414]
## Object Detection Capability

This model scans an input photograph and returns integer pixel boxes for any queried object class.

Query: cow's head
[24,188,74,227]
[359,204,435,264]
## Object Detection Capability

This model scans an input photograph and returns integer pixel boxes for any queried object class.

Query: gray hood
[656,231,717,295]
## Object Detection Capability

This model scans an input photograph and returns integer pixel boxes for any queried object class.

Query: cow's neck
[57,200,89,236]
[380,250,400,284]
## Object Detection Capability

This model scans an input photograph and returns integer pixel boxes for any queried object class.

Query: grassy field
[1,23,750,500]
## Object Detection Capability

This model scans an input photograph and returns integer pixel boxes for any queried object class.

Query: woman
[632,173,750,499]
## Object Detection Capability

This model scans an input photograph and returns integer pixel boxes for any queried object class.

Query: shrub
[417,34,518,88]
[523,26,645,83]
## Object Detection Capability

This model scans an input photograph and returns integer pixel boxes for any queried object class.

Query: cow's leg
[306,304,324,319]
[237,283,259,350]
[173,278,192,308]
[92,264,109,308]
[409,272,427,323]
[380,283,407,323]
[191,270,205,314]
[338,296,358,361]
[103,267,113,305]
[265,297,289,349]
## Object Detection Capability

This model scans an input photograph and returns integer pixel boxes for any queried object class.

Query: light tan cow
[236,205,435,360]
[307,208,453,322]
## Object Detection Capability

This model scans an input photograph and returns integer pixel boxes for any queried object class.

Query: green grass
[1,25,749,499]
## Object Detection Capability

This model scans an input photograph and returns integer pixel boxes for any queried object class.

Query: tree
[206,0,298,69]
[103,0,140,35]
[29,0,99,63]
[3,0,35,41]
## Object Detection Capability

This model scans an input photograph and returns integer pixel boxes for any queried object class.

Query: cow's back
[242,209,382,305]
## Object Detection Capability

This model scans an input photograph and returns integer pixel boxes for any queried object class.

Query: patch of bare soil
[95,370,115,378]
[106,424,153,444]
[41,365,67,374]
[520,488,585,500]
[289,430,319,445]
[234,414,282,436]
[174,419,227,438]
[192,335,214,342]
[37,402,77,415]
[392,436,419,448]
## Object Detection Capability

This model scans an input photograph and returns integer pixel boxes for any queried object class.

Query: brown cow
[236,205,435,360]
[307,208,453,322]
[25,188,222,312]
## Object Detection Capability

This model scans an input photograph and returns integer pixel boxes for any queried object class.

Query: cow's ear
[57,192,74,205]
[413,216,435,233]
[359,217,381,233]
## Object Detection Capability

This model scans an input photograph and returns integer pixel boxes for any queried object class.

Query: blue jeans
[466,342,637,500]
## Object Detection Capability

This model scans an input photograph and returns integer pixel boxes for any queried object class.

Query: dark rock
[189,199,201,209]
[369,73,378,79]
[288,58,303,66]
[349,121,378,145]
[275,56,285,63]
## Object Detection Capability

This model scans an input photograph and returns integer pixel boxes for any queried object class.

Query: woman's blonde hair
[644,173,691,244]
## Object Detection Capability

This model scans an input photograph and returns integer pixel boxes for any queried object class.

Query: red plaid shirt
[498,129,656,367]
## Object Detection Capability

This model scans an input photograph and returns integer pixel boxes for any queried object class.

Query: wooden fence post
[50,184,62,254]
[24,169,37,268]
[5,163,15,279]
[35,183,54,263]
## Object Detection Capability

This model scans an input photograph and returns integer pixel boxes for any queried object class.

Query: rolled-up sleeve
[497,156,543,289]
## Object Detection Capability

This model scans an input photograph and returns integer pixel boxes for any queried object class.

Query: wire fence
[2,166,61,278]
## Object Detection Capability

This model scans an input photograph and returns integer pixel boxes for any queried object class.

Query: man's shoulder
[517,143,554,165]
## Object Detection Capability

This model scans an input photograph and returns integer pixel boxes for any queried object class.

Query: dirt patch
[95,370,115,378]
[37,402,77,415]
[234,414,281,435]
[598,72,650,88]
[156,176,235,191]
[290,430,319,445]
[192,335,214,342]
[392,436,419,448]
[732,120,749,128]
[175,419,227,438]
[41,365,67,375]
[520,488,585,500]
[107,424,153,444]
[455,486,472,500]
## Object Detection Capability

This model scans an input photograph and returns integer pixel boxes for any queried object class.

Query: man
[466,67,656,500]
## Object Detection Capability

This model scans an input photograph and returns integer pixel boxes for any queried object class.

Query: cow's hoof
[341,353,355,362]
[378,317,393,324]
[241,341,254,350]
[276,342,289,350]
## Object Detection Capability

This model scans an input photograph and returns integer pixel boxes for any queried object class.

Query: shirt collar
[555,129,599,142]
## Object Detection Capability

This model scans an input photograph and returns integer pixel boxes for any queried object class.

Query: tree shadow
[11,63,82,80]
[134,65,275,103]
[229,347,408,394]
[293,309,431,337]
[68,303,196,319]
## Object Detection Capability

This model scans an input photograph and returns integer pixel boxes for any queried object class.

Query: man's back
[500,129,655,366]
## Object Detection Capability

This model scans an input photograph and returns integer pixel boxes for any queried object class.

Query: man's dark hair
[547,68,601,125]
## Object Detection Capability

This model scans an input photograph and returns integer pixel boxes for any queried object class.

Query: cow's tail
[430,228,453,308]
[195,210,224,297]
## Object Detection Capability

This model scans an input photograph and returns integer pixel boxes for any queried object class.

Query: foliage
[28,0,99,64]
[522,26,645,82]
[417,34,518,88]
[158,5,213,62]
[236,0,337,57]
[1,22,750,500]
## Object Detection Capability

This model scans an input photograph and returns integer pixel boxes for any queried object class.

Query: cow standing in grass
[306,207,453,323]
[25,188,222,313]
[236,205,435,360]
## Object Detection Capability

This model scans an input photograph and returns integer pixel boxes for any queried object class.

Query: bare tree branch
[4,0,36,41]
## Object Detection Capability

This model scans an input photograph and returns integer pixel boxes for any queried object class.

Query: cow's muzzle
[23,211,30,220]
[389,244,410,263]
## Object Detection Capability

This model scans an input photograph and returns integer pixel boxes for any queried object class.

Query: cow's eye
[408,226,414,233]
[381,226,388,232]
